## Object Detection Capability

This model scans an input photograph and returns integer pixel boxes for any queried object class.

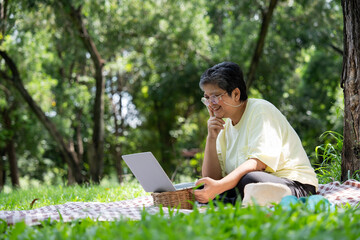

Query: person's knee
[236,172,262,199]
[240,171,262,186]
[236,171,269,199]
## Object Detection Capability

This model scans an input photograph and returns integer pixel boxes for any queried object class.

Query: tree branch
[0,50,85,183]
[0,50,20,81]
[328,43,343,56]
[246,0,279,90]
[58,2,106,183]
[0,0,8,37]
[0,69,11,82]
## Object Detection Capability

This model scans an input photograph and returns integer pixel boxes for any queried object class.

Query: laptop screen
[122,152,177,192]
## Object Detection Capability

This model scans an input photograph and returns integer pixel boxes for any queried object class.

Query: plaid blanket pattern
[316,179,360,207]
[1,180,359,226]
[0,196,195,226]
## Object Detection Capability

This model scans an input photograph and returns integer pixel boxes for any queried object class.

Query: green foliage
[315,131,360,184]
[0,180,145,211]
[1,185,360,239]
[196,0,344,161]
[284,49,343,156]
[0,0,346,183]
[315,131,343,184]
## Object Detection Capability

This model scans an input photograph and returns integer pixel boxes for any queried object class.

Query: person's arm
[201,107,225,180]
[217,158,266,192]
[194,158,266,203]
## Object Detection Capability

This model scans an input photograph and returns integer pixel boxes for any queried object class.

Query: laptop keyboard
[174,182,195,190]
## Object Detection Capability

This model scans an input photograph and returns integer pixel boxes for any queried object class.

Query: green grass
[1,182,360,240]
[315,131,360,183]
[315,131,343,184]
[2,132,360,240]
[1,197,360,239]
[0,180,146,211]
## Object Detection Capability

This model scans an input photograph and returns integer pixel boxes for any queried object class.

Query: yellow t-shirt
[216,98,318,189]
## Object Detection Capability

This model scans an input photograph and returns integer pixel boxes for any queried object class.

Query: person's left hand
[193,177,221,203]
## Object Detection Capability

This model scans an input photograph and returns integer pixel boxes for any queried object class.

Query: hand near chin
[193,177,221,203]
[207,106,225,139]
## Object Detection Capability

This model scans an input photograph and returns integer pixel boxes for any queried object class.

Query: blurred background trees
[0,0,345,188]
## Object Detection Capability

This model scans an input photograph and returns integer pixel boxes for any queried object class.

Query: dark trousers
[217,171,316,205]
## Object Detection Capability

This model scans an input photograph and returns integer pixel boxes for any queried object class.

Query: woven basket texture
[151,188,194,209]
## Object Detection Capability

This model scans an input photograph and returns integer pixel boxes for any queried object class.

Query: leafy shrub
[315,131,343,184]
[315,131,360,183]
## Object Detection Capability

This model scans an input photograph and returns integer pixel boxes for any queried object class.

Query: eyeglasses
[201,92,227,106]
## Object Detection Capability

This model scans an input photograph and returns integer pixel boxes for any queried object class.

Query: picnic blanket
[1,179,360,226]
[0,196,195,226]
[316,179,360,207]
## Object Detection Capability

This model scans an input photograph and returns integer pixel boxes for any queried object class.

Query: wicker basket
[151,188,195,209]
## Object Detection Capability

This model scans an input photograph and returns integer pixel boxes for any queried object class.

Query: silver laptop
[122,152,195,192]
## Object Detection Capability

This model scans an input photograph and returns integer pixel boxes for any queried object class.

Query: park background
[0,0,347,190]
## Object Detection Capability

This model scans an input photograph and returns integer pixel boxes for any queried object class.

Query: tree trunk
[109,74,126,183]
[0,148,5,191]
[3,108,20,187]
[246,0,278,90]
[74,111,84,162]
[0,50,85,184]
[341,0,360,181]
[6,138,19,187]
[113,148,123,183]
[154,100,175,175]
[0,0,8,37]
[0,83,18,188]
[91,65,105,184]
[68,111,84,184]
[62,4,105,183]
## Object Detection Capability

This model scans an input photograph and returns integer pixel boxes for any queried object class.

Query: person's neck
[230,100,247,126]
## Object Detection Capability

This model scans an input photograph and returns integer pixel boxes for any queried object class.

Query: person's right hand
[193,177,221,203]
[207,106,225,139]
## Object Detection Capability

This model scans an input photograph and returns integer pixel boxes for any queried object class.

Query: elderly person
[194,62,318,204]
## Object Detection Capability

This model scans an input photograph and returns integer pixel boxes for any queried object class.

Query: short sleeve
[246,110,283,173]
